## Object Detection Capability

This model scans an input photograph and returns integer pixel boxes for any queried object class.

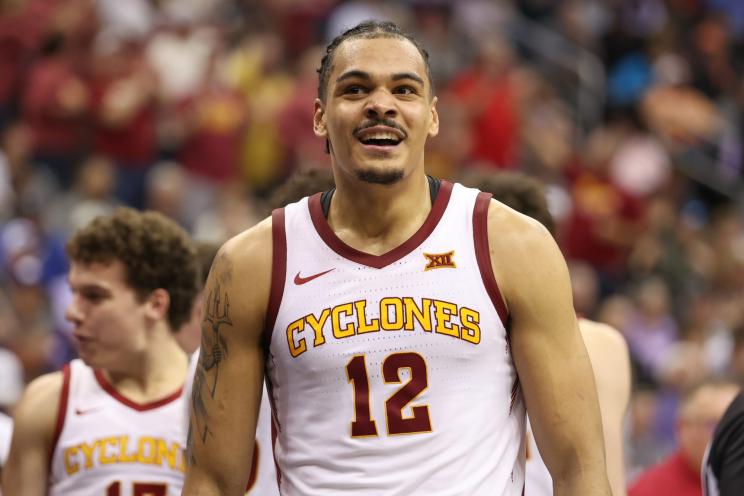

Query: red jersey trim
[93,370,183,411]
[308,180,454,269]
[473,191,509,326]
[264,208,287,348]
[48,363,71,470]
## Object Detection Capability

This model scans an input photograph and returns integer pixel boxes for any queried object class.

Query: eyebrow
[335,70,425,86]
[70,282,111,294]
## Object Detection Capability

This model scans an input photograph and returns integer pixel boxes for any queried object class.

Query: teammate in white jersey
[464,171,632,496]
[183,20,611,496]
[3,208,199,496]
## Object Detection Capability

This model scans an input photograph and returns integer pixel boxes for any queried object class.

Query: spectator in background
[278,46,329,172]
[562,120,646,289]
[449,35,520,168]
[144,161,191,228]
[174,52,246,187]
[0,218,59,379]
[0,123,59,220]
[47,154,118,236]
[629,379,739,496]
[21,32,90,189]
[145,16,218,106]
[89,34,158,209]
[625,276,680,381]
[225,31,293,193]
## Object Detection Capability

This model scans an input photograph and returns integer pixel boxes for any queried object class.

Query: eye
[394,85,417,96]
[81,290,107,304]
[343,85,367,95]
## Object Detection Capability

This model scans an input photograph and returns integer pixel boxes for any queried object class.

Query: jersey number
[106,482,167,496]
[346,352,432,437]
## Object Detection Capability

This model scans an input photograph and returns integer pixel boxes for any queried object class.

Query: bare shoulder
[578,319,629,355]
[12,371,64,441]
[206,216,274,330]
[217,216,273,274]
[485,199,563,304]
[486,199,556,261]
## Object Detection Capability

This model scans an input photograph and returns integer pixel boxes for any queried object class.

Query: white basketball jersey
[184,351,279,495]
[49,359,187,496]
[525,417,553,496]
[265,181,526,495]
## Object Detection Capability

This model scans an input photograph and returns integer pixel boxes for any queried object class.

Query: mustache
[353,119,408,139]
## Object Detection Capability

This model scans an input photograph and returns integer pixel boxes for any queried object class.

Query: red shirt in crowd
[629,451,702,496]
[448,69,519,168]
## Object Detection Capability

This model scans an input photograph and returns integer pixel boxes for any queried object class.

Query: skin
[182,35,610,495]
[2,260,188,495]
[579,319,631,496]
[677,383,739,473]
[177,289,206,354]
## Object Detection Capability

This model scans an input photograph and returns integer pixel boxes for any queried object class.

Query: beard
[356,167,405,185]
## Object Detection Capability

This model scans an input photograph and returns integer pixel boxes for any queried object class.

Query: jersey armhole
[48,363,71,470]
[263,208,287,350]
[473,192,509,327]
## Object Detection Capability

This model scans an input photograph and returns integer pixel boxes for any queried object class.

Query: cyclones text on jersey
[286,296,482,357]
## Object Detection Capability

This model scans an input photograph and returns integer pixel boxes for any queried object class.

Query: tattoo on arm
[188,255,234,465]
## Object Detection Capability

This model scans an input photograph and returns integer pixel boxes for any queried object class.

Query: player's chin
[75,343,102,367]
[77,352,101,369]
[355,165,405,185]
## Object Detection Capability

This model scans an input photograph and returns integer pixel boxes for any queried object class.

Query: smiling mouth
[354,123,406,148]
[358,132,402,147]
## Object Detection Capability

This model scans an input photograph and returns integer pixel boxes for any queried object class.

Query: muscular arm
[488,202,611,496]
[183,219,273,495]
[580,319,631,496]
[2,372,63,496]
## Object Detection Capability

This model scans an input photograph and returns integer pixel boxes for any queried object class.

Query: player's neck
[101,331,188,403]
[328,171,432,255]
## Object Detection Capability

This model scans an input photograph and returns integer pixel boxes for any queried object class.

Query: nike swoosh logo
[294,269,334,285]
[75,407,101,416]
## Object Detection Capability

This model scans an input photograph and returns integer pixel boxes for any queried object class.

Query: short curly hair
[461,171,555,236]
[268,168,336,209]
[66,207,198,332]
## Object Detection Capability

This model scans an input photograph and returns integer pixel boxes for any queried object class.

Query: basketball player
[462,171,631,496]
[183,21,610,495]
[2,208,198,495]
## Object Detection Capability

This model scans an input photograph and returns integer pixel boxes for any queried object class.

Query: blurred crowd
[1,0,744,486]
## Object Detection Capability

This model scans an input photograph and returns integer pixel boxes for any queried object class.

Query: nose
[65,296,83,326]
[364,89,397,119]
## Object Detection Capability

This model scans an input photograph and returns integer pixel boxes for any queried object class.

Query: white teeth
[361,132,400,141]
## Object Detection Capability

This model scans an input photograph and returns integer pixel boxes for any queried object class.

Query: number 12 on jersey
[346,352,432,437]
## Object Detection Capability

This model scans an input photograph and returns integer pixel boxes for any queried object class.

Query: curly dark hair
[66,207,198,331]
[461,171,556,236]
[267,167,336,209]
[317,20,435,102]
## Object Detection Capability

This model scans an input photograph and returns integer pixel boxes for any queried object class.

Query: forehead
[330,36,428,85]
[69,259,128,289]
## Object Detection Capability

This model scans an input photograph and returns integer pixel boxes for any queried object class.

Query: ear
[313,98,328,138]
[427,96,439,138]
[144,288,171,323]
